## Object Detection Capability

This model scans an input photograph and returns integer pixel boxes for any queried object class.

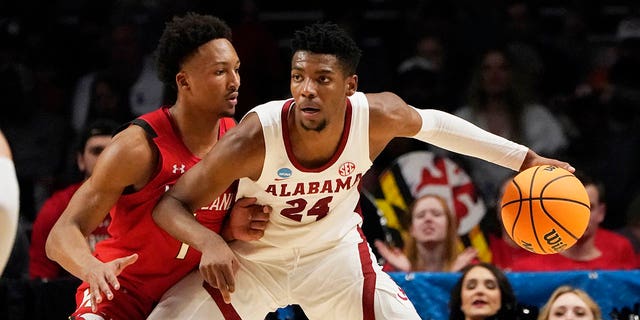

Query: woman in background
[449,262,518,320]
[537,286,602,320]
[374,194,477,272]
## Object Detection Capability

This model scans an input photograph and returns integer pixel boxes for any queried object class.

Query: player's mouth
[227,92,238,106]
[300,105,320,114]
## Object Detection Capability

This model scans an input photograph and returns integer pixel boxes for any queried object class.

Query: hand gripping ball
[501,165,590,254]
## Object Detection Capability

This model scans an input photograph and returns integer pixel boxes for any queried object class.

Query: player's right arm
[153,113,265,303]
[46,125,155,310]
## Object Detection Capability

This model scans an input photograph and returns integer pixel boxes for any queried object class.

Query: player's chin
[220,104,236,118]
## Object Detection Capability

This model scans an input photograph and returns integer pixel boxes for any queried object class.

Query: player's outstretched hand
[84,253,138,312]
[200,239,239,304]
[519,149,575,173]
[224,197,271,241]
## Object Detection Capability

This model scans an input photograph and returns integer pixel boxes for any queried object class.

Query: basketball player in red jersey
[45,13,270,320]
[151,23,574,319]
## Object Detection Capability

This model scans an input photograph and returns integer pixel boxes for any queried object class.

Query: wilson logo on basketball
[338,162,355,176]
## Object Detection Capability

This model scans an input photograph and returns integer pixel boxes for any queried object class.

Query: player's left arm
[366,92,574,173]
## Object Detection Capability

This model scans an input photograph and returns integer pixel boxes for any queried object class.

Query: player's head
[538,286,602,320]
[449,262,517,320]
[77,119,119,178]
[155,13,237,101]
[289,22,362,132]
[291,22,362,76]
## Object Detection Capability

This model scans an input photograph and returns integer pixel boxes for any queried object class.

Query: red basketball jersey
[88,107,237,302]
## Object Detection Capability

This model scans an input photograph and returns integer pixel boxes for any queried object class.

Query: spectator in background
[448,262,519,320]
[487,174,536,271]
[395,32,457,111]
[566,16,640,229]
[29,119,118,280]
[537,286,602,320]
[449,47,568,207]
[0,19,67,222]
[228,0,286,121]
[70,18,164,134]
[0,129,19,274]
[374,194,477,272]
[616,192,640,267]
[510,171,637,271]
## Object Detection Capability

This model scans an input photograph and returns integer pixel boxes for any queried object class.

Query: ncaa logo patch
[338,162,355,176]
[276,168,292,181]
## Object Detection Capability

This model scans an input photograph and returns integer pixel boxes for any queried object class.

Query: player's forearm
[153,194,224,252]
[411,108,528,171]
[45,224,102,281]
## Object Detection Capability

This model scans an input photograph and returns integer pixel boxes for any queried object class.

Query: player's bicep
[171,115,264,210]
[62,131,153,234]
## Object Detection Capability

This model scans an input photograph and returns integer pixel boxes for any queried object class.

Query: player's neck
[168,104,221,157]
[288,108,345,168]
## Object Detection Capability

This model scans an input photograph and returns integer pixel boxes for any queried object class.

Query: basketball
[500,165,590,254]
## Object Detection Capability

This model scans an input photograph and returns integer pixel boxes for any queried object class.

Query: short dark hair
[291,22,362,75]
[155,13,232,91]
[77,119,119,153]
[448,262,517,320]
[574,170,605,203]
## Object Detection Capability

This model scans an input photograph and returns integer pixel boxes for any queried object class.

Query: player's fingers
[219,282,232,304]
[243,229,264,241]
[215,272,232,304]
[199,266,217,288]
[235,197,258,208]
[251,210,270,222]
[98,279,114,301]
[559,161,575,173]
[90,287,101,312]
[116,254,138,272]
[105,272,120,292]
[250,221,268,230]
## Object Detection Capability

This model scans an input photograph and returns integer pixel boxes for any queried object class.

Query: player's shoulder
[102,125,156,166]
[362,92,403,108]
[247,98,293,116]
[364,92,412,125]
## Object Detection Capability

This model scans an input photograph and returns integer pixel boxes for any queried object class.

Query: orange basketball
[500,165,590,254]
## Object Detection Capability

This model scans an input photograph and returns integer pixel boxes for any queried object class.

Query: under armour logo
[172,164,186,174]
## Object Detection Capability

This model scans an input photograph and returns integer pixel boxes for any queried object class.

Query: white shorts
[148,229,420,320]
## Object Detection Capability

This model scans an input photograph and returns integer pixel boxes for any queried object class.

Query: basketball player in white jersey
[0,130,19,275]
[150,22,574,319]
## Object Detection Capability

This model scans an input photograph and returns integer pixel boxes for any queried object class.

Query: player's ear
[176,72,189,89]
[346,75,358,95]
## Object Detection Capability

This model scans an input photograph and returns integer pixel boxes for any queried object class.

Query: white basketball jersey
[235,92,372,254]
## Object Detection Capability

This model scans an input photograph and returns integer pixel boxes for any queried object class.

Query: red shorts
[70,282,153,320]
